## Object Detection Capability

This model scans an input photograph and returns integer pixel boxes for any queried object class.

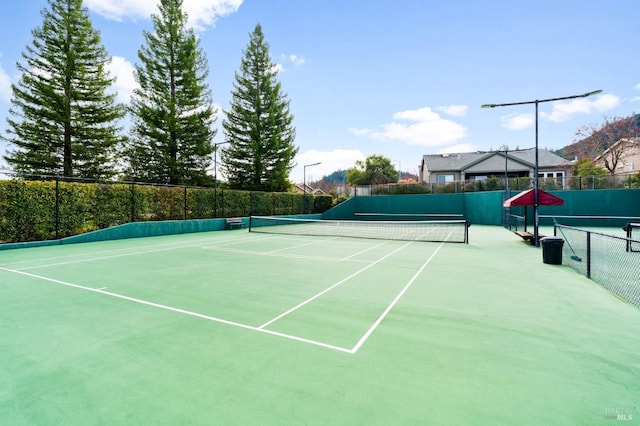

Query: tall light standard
[214,141,231,189]
[303,162,321,214]
[482,90,602,246]
[213,141,230,218]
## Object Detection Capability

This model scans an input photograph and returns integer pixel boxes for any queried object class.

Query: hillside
[554,114,640,160]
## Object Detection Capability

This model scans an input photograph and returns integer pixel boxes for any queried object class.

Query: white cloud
[85,0,243,30]
[545,93,619,122]
[436,144,476,154]
[287,54,306,67]
[501,112,534,130]
[275,54,306,73]
[0,61,11,103]
[291,149,364,183]
[351,107,468,147]
[108,56,137,103]
[635,83,640,90]
[347,127,372,136]
[437,104,468,117]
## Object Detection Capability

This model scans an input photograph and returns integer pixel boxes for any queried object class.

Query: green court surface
[1,226,638,425]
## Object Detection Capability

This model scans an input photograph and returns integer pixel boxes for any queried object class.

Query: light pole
[303,162,321,214]
[213,141,230,218]
[396,160,401,182]
[482,90,602,247]
[214,141,230,189]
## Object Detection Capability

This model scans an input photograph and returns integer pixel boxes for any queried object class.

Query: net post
[464,221,469,244]
[586,232,591,279]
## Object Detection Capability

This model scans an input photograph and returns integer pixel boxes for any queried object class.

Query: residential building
[419,148,573,187]
[593,138,640,174]
[293,183,326,195]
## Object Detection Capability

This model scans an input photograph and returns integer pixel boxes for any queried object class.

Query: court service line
[200,246,367,263]
[0,266,354,354]
[1,233,273,269]
[12,233,279,271]
[266,236,339,254]
[257,240,415,330]
[340,240,392,261]
[350,241,446,354]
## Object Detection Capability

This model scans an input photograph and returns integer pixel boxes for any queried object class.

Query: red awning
[503,188,564,207]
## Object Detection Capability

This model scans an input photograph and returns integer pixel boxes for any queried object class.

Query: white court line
[0,266,354,354]
[0,233,273,268]
[199,246,368,263]
[350,241,446,353]
[266,236,339,254]
[257,240,415,330]
[11,234,279,271]
[340,239,392,261]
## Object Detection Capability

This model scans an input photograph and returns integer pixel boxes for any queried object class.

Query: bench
[225,217,244,230]
[515,231,545,245]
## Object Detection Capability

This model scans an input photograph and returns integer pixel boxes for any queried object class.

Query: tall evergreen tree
[126,0,216,186]
[221,24,298,192]
[2,0,125,178]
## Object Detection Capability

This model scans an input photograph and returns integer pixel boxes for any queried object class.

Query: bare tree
[575,115,639,174]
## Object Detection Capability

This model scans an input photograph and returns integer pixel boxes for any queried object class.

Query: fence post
[130,183,135,223]
[586,232,591,279]
[55,176,60,240]
[183,187,187,220]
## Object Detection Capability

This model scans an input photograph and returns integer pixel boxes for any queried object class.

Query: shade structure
[503,188,564,207]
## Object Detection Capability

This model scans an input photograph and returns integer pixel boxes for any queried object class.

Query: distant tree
[3,0,125,178]
[572,158,607,176]
[126,0,216,186]
[346,155,398,185]
[221,24,297,192]
[312,169,347,193]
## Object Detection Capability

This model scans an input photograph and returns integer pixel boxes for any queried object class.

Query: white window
[437,174,454,184]
[539,171,564,187]
[625,163,633,171]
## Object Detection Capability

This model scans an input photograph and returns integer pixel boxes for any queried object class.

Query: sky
[0,0,639,183]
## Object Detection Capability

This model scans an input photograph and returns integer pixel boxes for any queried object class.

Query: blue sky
[1,0,639,183]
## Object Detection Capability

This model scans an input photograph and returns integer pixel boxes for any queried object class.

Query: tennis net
[248,216,469,243]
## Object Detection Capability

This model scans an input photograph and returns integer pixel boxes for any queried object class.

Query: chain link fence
[554,224,640,307]
[0,171,332,244]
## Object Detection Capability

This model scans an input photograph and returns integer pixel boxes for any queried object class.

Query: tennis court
[1,224,639,424]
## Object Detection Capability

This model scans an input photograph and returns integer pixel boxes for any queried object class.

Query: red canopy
[503,188,564,207]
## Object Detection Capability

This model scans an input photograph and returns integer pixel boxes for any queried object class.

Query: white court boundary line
[1,237,447,355]
[7,233,281,271]
[0,266,353,354]
[0,232,276,269]
[350,242,445,353]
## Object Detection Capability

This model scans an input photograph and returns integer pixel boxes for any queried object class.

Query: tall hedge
[0,179,331,243]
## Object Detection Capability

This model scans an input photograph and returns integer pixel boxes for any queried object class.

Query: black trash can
[541,236,564,265]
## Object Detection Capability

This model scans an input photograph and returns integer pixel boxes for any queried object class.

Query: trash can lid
[541,236,564,242]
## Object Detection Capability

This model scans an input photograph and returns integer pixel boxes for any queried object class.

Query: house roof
[593,138,640,163]
[422,148,572,172]
[293,184,326,195]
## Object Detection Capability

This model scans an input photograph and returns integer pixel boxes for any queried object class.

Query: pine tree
[126,0,216,186]
[221,24,298,192]
[2,0,125,179]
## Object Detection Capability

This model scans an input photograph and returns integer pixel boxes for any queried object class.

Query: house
[419,148,573,187]
[293,183,326,195]
[593,138,640,174]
